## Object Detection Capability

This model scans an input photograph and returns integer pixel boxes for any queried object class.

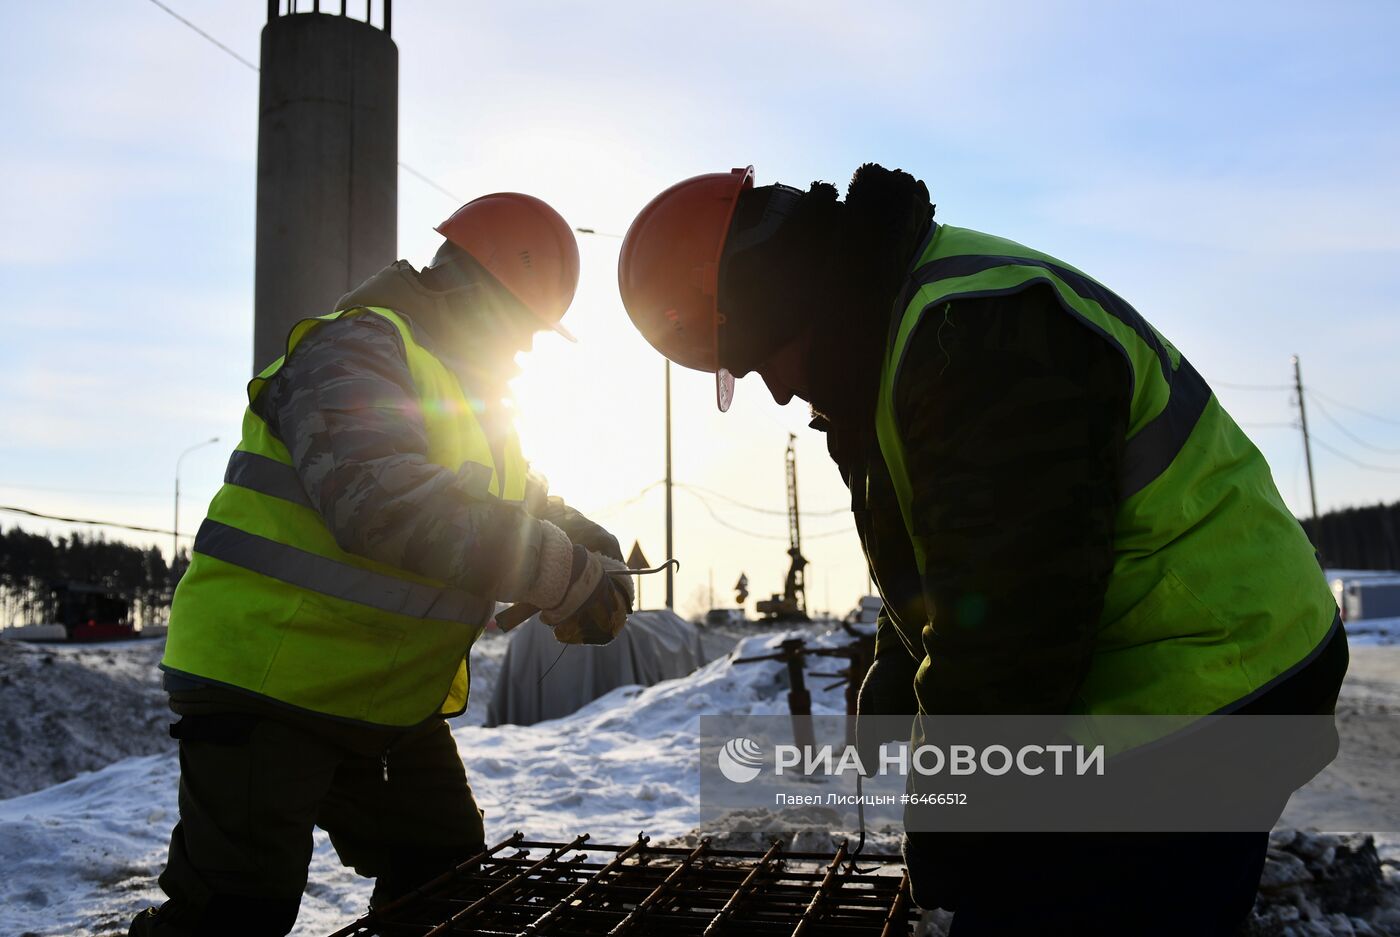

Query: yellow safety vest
[876,225,1338,719]
[163,307,528,726]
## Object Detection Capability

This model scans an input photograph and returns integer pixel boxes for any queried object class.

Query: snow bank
[0,625,846,936]
[0,638,170,798]
[1345,616,1400,647]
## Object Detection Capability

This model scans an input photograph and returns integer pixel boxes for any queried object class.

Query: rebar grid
[327,834,916,937]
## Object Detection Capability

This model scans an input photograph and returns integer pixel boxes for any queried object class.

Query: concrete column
[253,7,397,374]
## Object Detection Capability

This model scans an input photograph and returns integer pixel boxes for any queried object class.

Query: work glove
[854,651,920,777]
[543,552,634,645]
[542,497,624,563]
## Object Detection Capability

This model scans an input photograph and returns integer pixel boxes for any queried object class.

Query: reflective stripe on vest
[163,306,528,727]
[875,224,1337,719]
[891,250,1213,500]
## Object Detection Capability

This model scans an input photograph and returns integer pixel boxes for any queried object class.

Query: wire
[585,481,665,520]
[573,227,622,239]
[677,487,856,542]
[0,505,190,538]
[1308,436,1400,475]
[1309,395,1400,451]
[398,161,464,203]
[0,482,168,499]
[676,482,849,518]
[143,0,259,71]
[1212,380,1291,391]
[1309,388,1400,428]
[138,0,559,227]
[1239,422,1298,430]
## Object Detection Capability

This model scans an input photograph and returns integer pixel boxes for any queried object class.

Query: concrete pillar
[253,2,397,374]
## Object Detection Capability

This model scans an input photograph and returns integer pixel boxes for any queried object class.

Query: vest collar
[335,262,518,391]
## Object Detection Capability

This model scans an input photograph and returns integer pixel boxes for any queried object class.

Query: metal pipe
[383,0,391,34]
[664,360,674,608]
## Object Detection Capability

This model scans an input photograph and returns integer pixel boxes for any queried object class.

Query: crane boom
[758,433,809,620]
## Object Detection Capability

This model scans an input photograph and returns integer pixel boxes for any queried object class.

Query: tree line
[1301,501,1400,572]
[0,527,188,628]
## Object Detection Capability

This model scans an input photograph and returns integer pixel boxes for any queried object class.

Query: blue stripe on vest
[889,250,1215,500]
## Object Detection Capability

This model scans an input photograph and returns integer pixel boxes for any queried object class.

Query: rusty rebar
[607,838,711,935]
[523,834,651,934]
[702,839,785,937]
[423,834,590,937]
[790,840,849,937]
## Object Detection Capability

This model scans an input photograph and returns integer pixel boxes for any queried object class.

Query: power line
[1215,380,1288,392]
[139,0,624,234]
[0,505,190,538]
[144,0,259,71]
[586,481,665,520]
[677,486,855,542]
[398,160,464,203]
[0,482,168,499]
[676,482,849,518]
[1309,388,1400,429]
[1307,396,1400,455]
[1308,436,1400,475]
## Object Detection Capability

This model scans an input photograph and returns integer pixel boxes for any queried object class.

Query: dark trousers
[129,709,485,937]
[905,619,1349,935]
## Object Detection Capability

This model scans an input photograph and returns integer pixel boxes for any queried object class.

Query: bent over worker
[616,164,1347,936]
[130,194,632,937]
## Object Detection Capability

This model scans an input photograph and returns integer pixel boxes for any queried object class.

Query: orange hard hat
[435,193,581,341]
[618,167,754,411]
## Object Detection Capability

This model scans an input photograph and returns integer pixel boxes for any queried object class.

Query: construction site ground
[0,624,1397,936]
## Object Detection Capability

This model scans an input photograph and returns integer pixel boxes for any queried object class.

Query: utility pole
[174,437,220,566]
[664,360,674,609]
[1292,355,1320,529]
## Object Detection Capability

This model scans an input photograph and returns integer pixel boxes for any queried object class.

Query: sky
[2,0,1399,620]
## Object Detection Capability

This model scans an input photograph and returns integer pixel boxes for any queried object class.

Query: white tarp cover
[485,610,709,726]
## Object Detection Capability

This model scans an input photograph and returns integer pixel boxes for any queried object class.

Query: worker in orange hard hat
[130,194,633,937]
[619,165,1346,934]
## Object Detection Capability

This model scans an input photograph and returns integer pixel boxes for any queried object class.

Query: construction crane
[757,434,809,621]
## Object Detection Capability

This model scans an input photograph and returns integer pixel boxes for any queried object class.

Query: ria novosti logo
[717,737,764,783]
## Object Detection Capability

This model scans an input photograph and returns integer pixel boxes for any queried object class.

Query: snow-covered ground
[0,625,848,937]
[0,637,170,799]
[3,625,1397,937]
[1345,616,1400,646]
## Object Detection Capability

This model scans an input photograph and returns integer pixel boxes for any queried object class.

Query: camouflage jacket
[251,263,620,604]
[830,283,1129,715]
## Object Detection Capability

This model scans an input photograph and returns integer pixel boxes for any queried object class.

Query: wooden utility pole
[1292,355,1320,529]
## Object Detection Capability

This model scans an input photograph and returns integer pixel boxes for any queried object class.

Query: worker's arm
[859,611,921,711]
[254,314,566,604]
[894,285,1129,714]
[523,471,624,563]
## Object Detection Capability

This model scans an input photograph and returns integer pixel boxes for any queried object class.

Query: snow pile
[1245,830,1400,936]
[0,625,847,937]
[1345,617,1400,647]
[8,623,1392,937]
[0,638,170,798]
[458,626,852,845]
